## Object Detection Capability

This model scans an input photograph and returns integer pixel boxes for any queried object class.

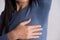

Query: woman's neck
[16,2,29,11]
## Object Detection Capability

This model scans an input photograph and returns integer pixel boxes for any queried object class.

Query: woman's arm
[37,0,52,12]
[37,0,52,16]
[37,0,52,6]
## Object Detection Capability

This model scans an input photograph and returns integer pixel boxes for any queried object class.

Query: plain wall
[47,0,60,40]
[0,0,60,40]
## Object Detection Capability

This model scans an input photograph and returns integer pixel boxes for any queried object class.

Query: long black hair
[0,0,17,34]
[0,0,32,34]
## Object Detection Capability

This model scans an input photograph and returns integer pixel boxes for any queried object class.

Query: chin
[16,0,29,3]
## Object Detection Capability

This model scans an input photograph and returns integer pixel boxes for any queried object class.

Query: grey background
[0,0,60,40]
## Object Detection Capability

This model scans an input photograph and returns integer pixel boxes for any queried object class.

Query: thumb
[20,19,31,26]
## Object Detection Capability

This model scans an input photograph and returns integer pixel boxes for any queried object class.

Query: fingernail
[40,28,43,30]
[39,25,42,27]
[37,36,40,38]
[40,33,42,35]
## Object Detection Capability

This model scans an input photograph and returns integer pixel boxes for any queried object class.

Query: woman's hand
[7,19,43,40]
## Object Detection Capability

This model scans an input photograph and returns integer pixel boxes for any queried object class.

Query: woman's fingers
[31,28,43,32]
[27,25,43,34]
[27,32,42,39]
[27,26,43,39]
[28,25,41,29]
[32,32,42,36]
[30,36,40,39]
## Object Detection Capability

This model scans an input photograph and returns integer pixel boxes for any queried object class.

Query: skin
[7,0,43,40]
[16,0,29,2]
[16,0,29,11]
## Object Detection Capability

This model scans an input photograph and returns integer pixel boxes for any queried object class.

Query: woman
[0,0,52,40]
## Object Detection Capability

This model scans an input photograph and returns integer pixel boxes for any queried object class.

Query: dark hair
[1,0,16,33]
[1,0,32,33]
